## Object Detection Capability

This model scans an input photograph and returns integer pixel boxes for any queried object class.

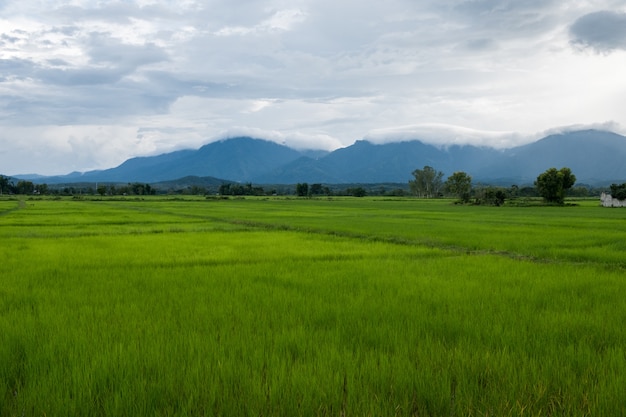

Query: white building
[600,192,626,207]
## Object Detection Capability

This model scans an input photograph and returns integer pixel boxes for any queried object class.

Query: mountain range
[19,129,626,186]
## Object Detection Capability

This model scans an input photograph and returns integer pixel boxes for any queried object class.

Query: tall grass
[1,197,625,415]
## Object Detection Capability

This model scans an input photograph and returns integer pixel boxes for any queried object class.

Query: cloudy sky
[1,0,626,175]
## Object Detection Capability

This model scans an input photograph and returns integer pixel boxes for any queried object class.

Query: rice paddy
[1,196,625,416]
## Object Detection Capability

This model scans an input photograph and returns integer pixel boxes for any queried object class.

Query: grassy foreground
[1,196,625,416]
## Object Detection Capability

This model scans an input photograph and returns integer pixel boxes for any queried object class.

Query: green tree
[97,185,107,196]
[35,183,49,195]
[445,171,472,203]
[569,186,589,198]
[126,183,155,196]
[482,187,507,206]
[409,166,444,198]
[188,185,207,195]
[310,183,323,195]
[219,183,231,195]
[0,175,12,195]
[347,187,367,197]
[535,167,576,205]
[16,180,35,195]
[609,183,626,200]
[231,184,245,195]
[296,183,309,197]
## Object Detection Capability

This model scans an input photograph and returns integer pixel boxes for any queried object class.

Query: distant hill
[18,130,626,186]
[260,130,626,185]
[151,175,232,190]
[37,137,305,184]
[257,140,505,184]
[488,130,626,184]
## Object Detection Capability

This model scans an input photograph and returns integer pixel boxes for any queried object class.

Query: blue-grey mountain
[22,130,626,185]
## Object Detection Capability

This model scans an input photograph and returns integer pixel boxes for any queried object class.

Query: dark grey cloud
[0,29,171,124]
[37,67,130,86]
[4,80,174,125]
[0,33,167,87]
[139,71,251,99]
[570,11,626,52]
[450,0,559,33]
[0,58,35,78]
[48,25,80,36]
[85,32,169,69]
[0,56,129,87]
[1,33,19,43]
[46,58,70,66]
[462,38,498,51]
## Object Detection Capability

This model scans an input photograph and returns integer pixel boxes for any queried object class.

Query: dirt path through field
[0,199,26,216]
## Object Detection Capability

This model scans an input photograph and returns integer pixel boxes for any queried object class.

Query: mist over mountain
[18,130,626,186]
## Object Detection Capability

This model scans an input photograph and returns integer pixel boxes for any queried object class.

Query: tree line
[0,176,156,197]
[409,166,581,205]
[0,177,48,196]
[1,172,620,203]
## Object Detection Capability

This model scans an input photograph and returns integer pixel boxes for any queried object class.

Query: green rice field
[1,196,625,416]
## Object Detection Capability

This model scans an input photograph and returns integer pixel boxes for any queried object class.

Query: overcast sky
[1,0,626,175]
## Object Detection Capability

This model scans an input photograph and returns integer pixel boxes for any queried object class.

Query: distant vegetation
[406,166,589,206]
[0,176,156,197]
[0,166,610,203]
[0,176,49,196]
[609,182,626,200]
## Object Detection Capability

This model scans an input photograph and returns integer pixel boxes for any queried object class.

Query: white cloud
[213,127,341,151]
[541,121,623,137]
[263,9,307,31]
[364,124,527,149]
[245,99,278,113]
[0,125,139,175]
[216,8,307,36]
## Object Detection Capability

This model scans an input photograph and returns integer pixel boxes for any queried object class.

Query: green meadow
[1,196,625,416]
